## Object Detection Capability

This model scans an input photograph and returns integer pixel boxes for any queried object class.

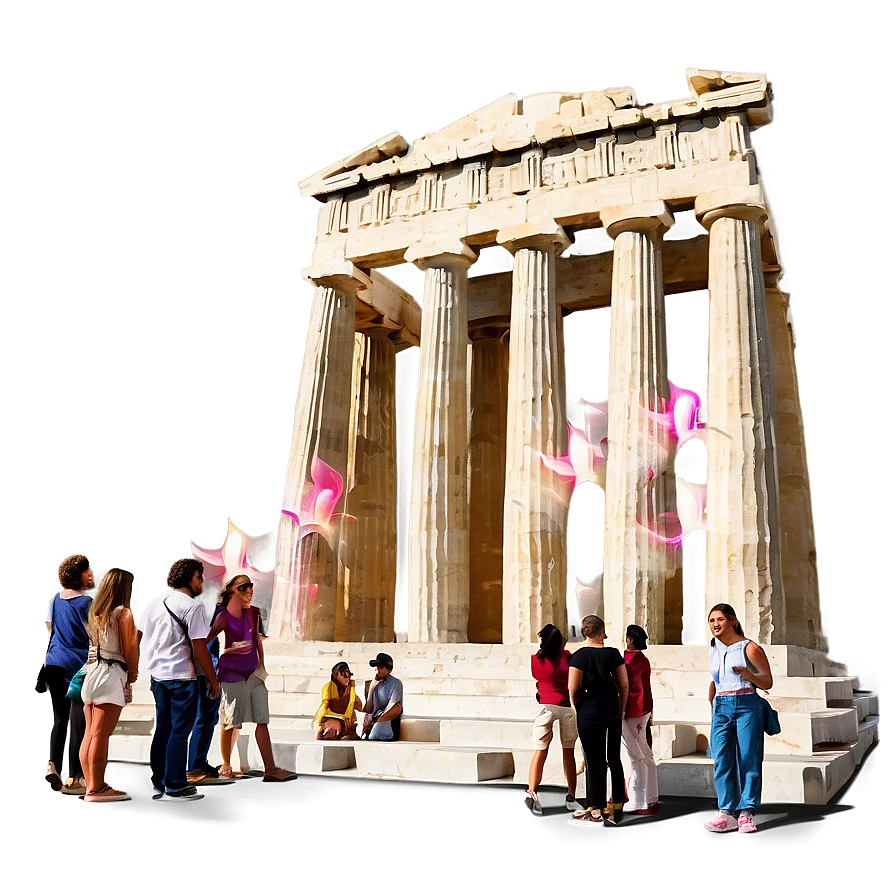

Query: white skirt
[81,661,128,706]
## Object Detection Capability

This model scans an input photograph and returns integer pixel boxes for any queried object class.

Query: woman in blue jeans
[704,603,773,834]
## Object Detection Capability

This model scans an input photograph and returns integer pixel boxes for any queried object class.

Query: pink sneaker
[738,811,758,833]
[703,811,738,832]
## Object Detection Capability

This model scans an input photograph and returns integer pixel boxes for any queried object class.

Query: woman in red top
[622,624,659,815]
[524,623,578,816]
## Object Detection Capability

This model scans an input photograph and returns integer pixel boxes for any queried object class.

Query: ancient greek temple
[267,69,822,652]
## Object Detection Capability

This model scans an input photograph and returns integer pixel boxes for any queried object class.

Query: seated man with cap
[361,652,403,742]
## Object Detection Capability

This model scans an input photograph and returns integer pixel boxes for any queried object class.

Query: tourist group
[38,554,404,804]
[525,607,773,833]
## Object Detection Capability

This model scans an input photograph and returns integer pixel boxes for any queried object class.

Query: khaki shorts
[220,673,270,729]
[532,703,577,749]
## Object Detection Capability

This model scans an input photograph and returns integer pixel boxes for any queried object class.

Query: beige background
[0,0,894,892]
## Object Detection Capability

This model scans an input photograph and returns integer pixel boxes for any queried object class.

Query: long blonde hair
[88,568,134,640]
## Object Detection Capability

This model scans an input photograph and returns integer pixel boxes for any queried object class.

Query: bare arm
[734,642,773,691]
[45,621,52,633]
[377,701,403,724]
[118,608,140,683]
[568,666,583,708]
[708,680,716,705]
[613,663,629,718]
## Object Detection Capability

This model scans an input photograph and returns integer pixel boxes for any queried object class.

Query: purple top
[216,607,260,683]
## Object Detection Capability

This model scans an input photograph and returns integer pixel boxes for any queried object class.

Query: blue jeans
[150,678,199,794]
[710,693,764,812]
[188,680,221,773]
[369,717,401,741]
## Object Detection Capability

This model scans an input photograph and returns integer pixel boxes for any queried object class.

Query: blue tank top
[45,593,92,676]
[709,639,755,692]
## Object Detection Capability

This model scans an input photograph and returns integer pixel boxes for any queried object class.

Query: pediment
[300,70,771,199]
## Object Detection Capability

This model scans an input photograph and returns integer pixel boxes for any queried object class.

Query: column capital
[405,239,478,271]
[303,260,373,295]
[496,220,570,255]
[695,187,767,229]
[599,201,673,240]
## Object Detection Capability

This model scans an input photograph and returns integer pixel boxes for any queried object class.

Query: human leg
[149,678,172,793]
[734,695,765,813]
[604,718,625,822]
[80,703,94,791]
[561,747,578,806]
[45,666,69,788]
[188,681,220,775]
[82,703,124,796]
[709,696,740,811]
[219,726,239,775]
[576,718,607,811]
[704,695,739,831]
[67,697,87,782]
[622,713,658,810]
[163,679,198,793]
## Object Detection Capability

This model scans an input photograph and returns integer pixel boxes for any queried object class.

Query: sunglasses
[235,582,254,593]
[338,668,353,677]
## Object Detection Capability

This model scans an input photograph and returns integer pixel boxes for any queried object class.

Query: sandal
[84,784,131,803]
[262,767,298,783]
[45,762,63,792]
[218,766,243,780]
[569,807,603,826]
[523,790,543,816]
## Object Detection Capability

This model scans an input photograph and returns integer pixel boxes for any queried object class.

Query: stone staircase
[110,641,878,803]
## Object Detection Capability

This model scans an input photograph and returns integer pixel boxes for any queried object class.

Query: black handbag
[36,596,57,693]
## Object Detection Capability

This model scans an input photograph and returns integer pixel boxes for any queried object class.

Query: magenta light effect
[190,519,273,580]
[542,422,607,493]
[279,456,347,640]
[543,381,706,547]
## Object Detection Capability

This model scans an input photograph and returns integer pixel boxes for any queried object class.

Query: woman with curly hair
[43,554,93,794]
[79,568,139,802]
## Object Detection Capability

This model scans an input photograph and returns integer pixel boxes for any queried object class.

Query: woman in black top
[568,615,629,825]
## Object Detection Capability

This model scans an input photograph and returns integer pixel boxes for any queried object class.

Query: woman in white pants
[622,624,659,815]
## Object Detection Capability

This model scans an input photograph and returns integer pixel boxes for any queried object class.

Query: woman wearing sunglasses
[207,574,297,782]
[313,661,363,739]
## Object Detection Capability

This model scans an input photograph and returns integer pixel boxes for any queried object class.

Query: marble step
[248,739,516,783]
[657,716,878,804]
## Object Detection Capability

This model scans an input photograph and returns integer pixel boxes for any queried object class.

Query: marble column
[468,321,510,644]
[696,191,783,643]
[765,278,825,650]
[270,269,367,642]
[600,202,679,645]
[335,331,399,642]
[497,222,569,644]
[404,241,477,642]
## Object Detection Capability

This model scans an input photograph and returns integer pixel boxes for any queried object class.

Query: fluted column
[765,279,825,650]
[335,331,398,642]
[404,241,477,642]
[696,190,783,644]
[601,202,679,645]
[270,268,368,642]
[468,321,509,643]
[498,222,569,644]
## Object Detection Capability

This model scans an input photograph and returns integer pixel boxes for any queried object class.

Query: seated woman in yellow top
[314,662,363,740]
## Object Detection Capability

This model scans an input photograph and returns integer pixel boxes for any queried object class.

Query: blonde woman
[79,568,139,802]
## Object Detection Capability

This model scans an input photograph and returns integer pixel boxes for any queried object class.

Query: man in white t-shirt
[137,558,220,801]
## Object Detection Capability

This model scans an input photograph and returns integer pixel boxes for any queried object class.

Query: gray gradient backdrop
[0,0,896,893]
